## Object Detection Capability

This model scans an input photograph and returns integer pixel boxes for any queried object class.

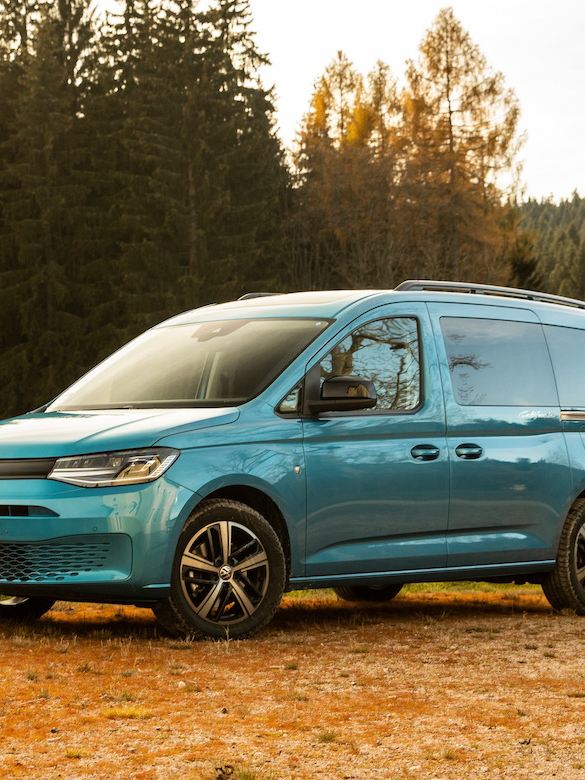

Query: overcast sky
[98,0,585,201]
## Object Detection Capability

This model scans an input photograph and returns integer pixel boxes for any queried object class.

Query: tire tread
[542,498,585,613]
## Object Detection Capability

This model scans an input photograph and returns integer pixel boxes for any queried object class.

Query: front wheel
[0,596,55,622]
[334,584,404,603]
[153,499,286,639]
[542,499,585,613]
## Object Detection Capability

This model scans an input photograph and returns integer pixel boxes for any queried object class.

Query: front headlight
[48,448,179,488]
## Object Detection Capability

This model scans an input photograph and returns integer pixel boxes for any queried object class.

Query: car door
[428,302,572,567]
[302,303,449,577]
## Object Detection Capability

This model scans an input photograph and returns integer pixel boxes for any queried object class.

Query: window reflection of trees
[440,317,557,407]
[320,318,420,411]
[447,352,490,405]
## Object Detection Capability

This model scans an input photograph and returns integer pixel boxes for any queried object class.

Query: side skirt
[287,560,555,591]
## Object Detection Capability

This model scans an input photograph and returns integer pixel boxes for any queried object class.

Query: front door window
[319,317,421,412]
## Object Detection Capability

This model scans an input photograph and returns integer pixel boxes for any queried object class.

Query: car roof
[159,287,585,329]
[160,290,386,324]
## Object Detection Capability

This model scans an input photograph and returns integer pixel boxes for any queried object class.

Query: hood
[0,407,239,459]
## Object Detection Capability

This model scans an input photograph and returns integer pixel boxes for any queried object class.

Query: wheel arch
[194,484,292,581]
[549,490,585,559]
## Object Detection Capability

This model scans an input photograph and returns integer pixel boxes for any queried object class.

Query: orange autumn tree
[400,7,522,280]
[291,51,403,289]
[290,8,524,290]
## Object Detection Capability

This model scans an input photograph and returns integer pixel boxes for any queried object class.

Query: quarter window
[544,325,585,407]
[319,317,421,412]
[441,317,557,406]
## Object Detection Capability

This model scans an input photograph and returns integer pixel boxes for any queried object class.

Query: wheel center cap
[218,564,233,581]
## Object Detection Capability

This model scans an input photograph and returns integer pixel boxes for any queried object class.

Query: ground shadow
[271,592,554,629]
[0,590,560,643]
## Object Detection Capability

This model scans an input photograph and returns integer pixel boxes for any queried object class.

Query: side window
[544,325,585,407]
[278,386,302,414]
[319,317,421,412]
[441,317,557,406]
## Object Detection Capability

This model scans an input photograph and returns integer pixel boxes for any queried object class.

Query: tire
[0,596,55,622]
[153,499,286,639]
[334,583,404,603]
[542,499,585,614]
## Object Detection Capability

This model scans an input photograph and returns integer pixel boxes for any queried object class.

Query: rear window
[544,325,585,407]
[440,317,557,406]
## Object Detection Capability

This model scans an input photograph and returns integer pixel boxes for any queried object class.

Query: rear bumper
[0,476,198,601]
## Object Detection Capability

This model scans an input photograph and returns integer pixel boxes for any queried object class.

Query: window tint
[544,325,585,407]
[319,317,421,412]
[441,317,557,406]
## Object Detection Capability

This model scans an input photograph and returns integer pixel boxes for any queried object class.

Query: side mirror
[308,375,377,414]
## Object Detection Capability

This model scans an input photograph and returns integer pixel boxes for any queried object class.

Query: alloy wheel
[179,520,269,625]
[574,524,585,589]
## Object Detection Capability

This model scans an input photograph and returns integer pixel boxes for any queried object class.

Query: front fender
[163,418,306,576]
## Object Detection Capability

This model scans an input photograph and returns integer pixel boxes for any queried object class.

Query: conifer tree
[0,0,101,414]
[522,192,585,298]
[199,0,288,301]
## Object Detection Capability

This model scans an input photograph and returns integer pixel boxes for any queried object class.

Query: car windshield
[47,318,329,410]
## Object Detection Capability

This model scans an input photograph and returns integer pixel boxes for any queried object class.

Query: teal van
[1,280,585,638]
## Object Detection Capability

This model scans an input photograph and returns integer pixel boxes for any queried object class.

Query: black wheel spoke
[231,539,256,561]
[206,527,216,563]
[237,572,263,600]
[181,571,216,586]
[230,578,255,617]
[215,583,233,620]
[233,549,268,573]
[196,580,224,619]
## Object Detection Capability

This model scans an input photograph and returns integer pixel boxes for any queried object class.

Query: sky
[98,0,585,201]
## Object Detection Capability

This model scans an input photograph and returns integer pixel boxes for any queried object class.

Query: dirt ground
[0,585,584,780]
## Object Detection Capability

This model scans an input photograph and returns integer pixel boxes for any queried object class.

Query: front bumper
[0,475,197,601]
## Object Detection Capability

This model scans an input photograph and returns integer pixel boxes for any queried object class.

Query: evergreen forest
[0,0,582,416]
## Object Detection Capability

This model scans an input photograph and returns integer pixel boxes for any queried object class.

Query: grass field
[0,583,583,779]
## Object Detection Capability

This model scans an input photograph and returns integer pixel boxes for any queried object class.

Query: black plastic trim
[0,459,56,480]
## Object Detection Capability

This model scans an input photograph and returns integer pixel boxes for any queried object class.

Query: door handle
[410,444,440,461]
[455,443,483,460]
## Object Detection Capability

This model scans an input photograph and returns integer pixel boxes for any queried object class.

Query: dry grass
[0,585,583,779]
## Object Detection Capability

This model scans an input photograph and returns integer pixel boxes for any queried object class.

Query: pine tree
[200,0,288,301]
[522,192,585,298]
[0,0,288,415]
[0,0,44,374]
[100,0,288,319]
[0,0,102,415]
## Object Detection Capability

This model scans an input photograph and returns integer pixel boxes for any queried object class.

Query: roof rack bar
[237,292,280,301]
[395,280,585,312]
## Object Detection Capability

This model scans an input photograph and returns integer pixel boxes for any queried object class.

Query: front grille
[0,459,56,479]
[0,540,112,582]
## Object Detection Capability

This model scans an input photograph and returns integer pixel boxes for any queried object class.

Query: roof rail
[395,280,585,312]
[237,292,280,301]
